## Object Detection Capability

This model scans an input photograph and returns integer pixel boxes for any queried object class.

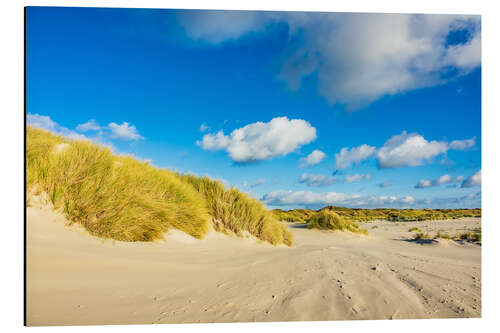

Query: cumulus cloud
[250,178,266,187]
[299,149,326,168]
[334,131,476,170]
[262,190,415,208]
[197,117,317,163]
[108,122,143,141]
[76,119,101,132]
[344,173,372,184]
[414,174,464,189]
[377,131,457,168]
[335,144,376,169]
[299,173,336,187]
[461,170,481,188]
[178,11,480,108]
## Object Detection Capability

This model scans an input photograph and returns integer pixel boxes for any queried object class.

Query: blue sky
[26,7,482,209]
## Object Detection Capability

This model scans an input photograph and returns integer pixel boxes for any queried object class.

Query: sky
[26,7,482,210]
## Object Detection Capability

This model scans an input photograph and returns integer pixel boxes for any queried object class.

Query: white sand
[26,205,481,326]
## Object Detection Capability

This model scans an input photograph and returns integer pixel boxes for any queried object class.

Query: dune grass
[180,175,293,246]
[306,211,368,235]
[26,127,292,245]
[455,228,481,242]
[435,230,451,240]
[271,209,316,223]
[273,206,481,223]
[408,227,422,233]
[408,228,481,243]
[413,231,431,240]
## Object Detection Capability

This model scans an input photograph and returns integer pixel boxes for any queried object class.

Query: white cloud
[242,180,249,187]
[178,10,269,44]
[178,12,480,108]
[108,122,143,141]
[299,173,336,187]
[197,117,316,163]
[334,131,476,170]
[250,178,266,187]
[299,149,326,168]
[461,170,481,188]
[200,123,210,132]
[27,113,88,140]
[376,131,449,168]
[415,174,464,188]
[335,144,376,169]
[76,119,101,132]
[344,173,372,184]
[449,137,476,150]
[262,190,415,208]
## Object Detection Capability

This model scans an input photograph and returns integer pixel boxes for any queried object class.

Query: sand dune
[26,204,481,326]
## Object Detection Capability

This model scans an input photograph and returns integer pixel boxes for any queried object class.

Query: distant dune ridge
[272,206,481,223]
[26,126,292,245]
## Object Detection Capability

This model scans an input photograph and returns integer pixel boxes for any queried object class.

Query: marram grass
[26,127,292,245]
[306,211,368,235]
[180,175,293,246]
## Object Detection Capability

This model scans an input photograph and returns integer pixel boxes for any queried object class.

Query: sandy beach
[26,203,481,326]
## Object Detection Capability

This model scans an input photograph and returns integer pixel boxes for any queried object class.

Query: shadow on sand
[393,238,438,245]
[288,223,309,229]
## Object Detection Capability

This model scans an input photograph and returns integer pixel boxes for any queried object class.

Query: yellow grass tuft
[306,211,368,235]
[180,175,293,246]
[26,127,292,245]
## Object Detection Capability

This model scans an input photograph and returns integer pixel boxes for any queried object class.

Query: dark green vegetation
[273,206,481,223]
[27,127,292,245]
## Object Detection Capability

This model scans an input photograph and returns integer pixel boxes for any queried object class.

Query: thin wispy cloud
[76,119,101,132]
[250,178,266,187]
[200,123,210,132]
[299,173,336,187]
[378,181,391,188]
[344,173,372,184]
[28,113,88,140]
